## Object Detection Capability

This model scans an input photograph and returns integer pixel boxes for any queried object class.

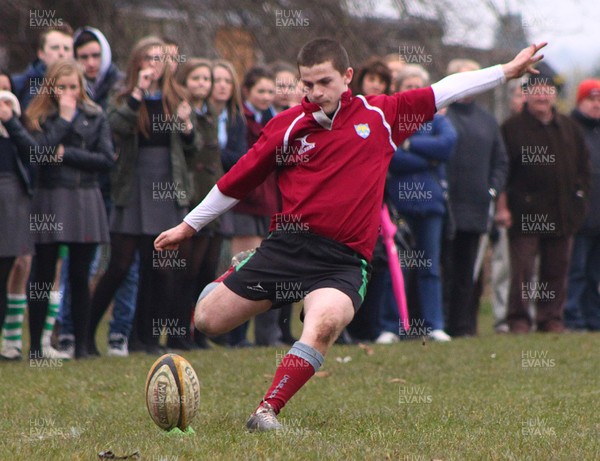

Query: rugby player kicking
[155,38,546,431]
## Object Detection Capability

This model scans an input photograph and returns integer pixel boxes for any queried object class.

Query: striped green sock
[41,291,60,348]
[2,294,26,350]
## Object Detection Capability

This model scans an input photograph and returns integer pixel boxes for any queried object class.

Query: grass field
[1,304,599,461]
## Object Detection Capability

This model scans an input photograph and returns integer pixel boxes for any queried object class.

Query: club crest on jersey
[354,123,370,139]
[296,134,316,154]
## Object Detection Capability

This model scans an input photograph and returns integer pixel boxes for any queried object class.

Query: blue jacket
[12,59,47,110]
[386,114,457,216]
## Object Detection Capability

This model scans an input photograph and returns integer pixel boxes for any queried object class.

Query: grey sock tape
[288,341,324,372]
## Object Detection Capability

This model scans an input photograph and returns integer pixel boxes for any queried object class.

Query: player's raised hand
[154,221,196,251]
[502,42,548,80]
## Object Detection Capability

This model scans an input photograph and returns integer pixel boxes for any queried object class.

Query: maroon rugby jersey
[217,88,436,261]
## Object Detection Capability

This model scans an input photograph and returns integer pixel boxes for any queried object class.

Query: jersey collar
[302,89,353,130]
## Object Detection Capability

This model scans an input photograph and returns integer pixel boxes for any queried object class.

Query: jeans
[348,238,394,341]
[565,234,600,330]
[59,250,139,338]
[405,214,445,331]
[491,227,510,326]
[376,268,400,335]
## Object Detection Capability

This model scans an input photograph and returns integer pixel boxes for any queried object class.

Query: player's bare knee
[194,314,225,336]
[315,317,342,346]
[193,302,222,336]
[193,304,204,332]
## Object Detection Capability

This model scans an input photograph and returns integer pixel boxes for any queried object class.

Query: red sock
[262,354,315,414]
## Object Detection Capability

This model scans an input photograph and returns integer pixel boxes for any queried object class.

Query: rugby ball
[145,354,200,431]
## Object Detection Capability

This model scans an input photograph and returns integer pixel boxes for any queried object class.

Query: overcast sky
[352,0,600,74]
[522,0,600,74]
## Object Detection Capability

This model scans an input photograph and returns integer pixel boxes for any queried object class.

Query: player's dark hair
[297,38,349,75]
[73,31,99,54]
[242,66,275,91]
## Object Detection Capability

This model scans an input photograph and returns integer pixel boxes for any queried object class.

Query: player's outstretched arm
[154,185,239,250]
[432,42,547,109]
[154,221,197,251]
[501,42,547,80]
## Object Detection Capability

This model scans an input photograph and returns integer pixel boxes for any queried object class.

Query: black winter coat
[571,109,600,234]
[33,102,115,189]
[502,106,590,237]
[446,102,508,233]
[2,115,38,195]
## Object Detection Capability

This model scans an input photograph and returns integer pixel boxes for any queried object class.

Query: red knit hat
[577,79,600,104]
